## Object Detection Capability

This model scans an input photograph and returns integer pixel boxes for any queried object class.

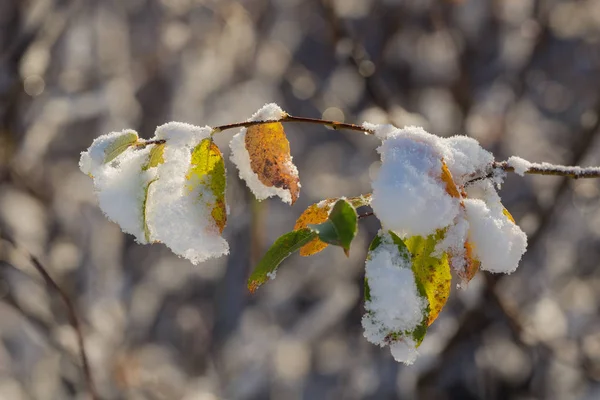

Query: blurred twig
[1,235,99,400]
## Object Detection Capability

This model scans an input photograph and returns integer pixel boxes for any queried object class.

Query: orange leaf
[460,240,481,283]
[440,160,461,199]
[294,200,336,256]
[245,122,300,204]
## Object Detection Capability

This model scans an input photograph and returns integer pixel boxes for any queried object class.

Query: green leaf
[309,199,358,256]
[405,230,451,326]
[248,228,317,293]
[104,131,138,163]
[294,194,371,257]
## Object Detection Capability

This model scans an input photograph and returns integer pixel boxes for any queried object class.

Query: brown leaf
[245,122,300,204]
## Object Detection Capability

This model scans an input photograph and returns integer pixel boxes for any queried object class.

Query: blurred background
[1,0,600,399]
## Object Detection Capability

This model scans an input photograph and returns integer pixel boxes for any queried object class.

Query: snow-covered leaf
[248,229,317,293]
[142,143,165,242]
[404,231,451,326]
[246,122,299,204]
[362,231,429,364]
[187,138,227,234]
[103,131,139,163]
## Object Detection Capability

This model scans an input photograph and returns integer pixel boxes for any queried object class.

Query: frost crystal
[230,103,300,204]
[362,232,427,364]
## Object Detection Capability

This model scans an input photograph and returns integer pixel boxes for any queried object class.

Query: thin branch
[494,161,600,179]
[358,211,374,220]
[136,115,600,181]
[1,237,99,400]
[28,255,99,400]
[211,114,374,135]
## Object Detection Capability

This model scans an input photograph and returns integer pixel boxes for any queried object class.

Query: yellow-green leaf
[245,122,300,204]
[405,231,451,326]
[187,138,227,233]
[104,131,138,163]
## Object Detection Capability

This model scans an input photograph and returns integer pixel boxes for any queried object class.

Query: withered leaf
[245,122,300,204]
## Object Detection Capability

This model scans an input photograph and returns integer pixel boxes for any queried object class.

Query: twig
[493,161,600,179]
[28,255,99,400]
[358,211,374,220]
[137,116,600,181]
[211,114,374,135]
[1,237,99,400]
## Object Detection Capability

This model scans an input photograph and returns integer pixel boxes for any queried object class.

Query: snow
[507,156,531,176]
[390,338,418,365]
[246,102,287,122]
[435,213,469,273]
[444,136,494,186]
[368,122,529,281]
[362,232,427,364]
[370,126,460,236]
[230,103,299,204]
[463,198,527,274]
[146,122,229,264]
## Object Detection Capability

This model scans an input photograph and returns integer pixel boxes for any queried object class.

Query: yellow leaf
[294,194,372,256]
[405,231,452,326]
[503,207,516,223]
[104,131,138,163]
[187,138,227,234]
[245,122,300,204]
[142,143,165,242]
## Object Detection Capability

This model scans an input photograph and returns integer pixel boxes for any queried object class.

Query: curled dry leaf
[187,138,227,234]
[245,122,300,204]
